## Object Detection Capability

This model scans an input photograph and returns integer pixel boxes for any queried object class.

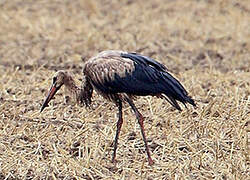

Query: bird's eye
[53,77,57,84]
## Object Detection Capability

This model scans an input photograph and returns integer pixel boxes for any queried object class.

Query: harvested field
[0,0,249,179]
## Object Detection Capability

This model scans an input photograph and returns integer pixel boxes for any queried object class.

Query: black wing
[121,53,167,72]
[101,53,195,110]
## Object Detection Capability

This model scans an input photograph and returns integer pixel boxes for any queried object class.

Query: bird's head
[40,70,68,112]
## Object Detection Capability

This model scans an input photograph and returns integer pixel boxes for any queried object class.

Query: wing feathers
[121,53,167,72]
[83,51,195,110]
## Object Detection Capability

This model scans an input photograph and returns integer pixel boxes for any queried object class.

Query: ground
[0,0,249,179]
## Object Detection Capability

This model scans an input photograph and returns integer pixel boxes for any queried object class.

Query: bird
[40,50,196,165]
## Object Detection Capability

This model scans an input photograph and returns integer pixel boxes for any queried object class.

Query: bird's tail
[160,71,196,110]
[184,95,196,107]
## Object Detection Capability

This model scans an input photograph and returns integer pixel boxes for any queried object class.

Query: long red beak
[40,83,62,112]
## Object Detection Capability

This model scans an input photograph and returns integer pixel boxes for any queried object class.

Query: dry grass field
[0,0,249,179]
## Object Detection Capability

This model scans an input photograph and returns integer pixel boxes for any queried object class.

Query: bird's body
[41,50,196,165]
[81,50,194,108]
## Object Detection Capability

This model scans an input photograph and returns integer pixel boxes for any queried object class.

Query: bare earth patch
[0,0,249,179]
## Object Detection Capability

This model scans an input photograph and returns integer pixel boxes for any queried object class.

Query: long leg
[112,99,123,163]
[126,97,154,165]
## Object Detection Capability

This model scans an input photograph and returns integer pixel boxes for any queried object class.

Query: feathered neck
[63,74,82,104]
[64,73,93,106]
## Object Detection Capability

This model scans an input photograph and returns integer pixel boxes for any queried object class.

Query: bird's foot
[111,158,117,164]
[148,158,154,166]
